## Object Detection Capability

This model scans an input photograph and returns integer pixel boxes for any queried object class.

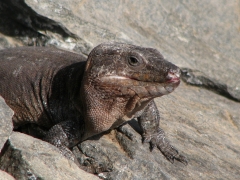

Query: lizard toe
[175,154,188,166]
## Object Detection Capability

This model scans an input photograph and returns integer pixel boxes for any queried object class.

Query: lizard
[0,42,187,170]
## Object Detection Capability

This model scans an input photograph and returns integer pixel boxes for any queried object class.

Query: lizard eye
[128,56,141,66]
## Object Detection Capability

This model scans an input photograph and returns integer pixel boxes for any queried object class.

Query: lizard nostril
[168,68,181,78]
[166,68,181,84]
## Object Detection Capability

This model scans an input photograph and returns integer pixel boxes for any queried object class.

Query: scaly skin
[0,42,187,171]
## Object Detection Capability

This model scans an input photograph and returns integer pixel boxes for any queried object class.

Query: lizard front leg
[44,120,84,162]
[44,120,112,173]
[137,100,188,165]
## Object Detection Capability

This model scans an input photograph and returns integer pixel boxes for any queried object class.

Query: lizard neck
[80,77,152,140]
[80,84,125,139]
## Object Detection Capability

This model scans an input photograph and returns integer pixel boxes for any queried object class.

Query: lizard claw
[143,129,188,165]
[174,154,188,166]
[163,148,188,165]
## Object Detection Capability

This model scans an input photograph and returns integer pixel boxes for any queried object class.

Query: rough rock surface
[0,96,13,151]
[0,132,100,180]
[0,0,239,180]
[181,68,240,102]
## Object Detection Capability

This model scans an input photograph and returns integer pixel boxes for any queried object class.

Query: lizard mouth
[166,70,181,84]
[166,77,180,83]
[98,75,180,98]
[99,75,180,84]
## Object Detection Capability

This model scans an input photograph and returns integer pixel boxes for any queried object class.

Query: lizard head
[84,42,181,99]
[81,42,181,136]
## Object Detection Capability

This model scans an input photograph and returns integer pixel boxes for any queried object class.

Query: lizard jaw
[98,75,180,98]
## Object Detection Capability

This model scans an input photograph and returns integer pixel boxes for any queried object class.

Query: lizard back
[0,47,86,128]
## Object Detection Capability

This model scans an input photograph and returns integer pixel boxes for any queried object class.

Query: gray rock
[0,132,100,180]
[74,81,240,179]
[73,81,240,180]
[181,68,240,102]
[0,0,240,180]
[0,96,13,151]
[0,170,15,180]
[1,0,238,88]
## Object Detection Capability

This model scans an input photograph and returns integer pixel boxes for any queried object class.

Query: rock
[181,68,240,102]
[0,170,15,180]
[0,96,14,151]
[74,81,240,179]
[153,82,240,180]
[0,132,100,180]
[0,0,240,180]
[0,0,239,88]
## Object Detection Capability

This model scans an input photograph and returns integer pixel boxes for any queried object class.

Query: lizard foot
[72,145,113,174]
[117,123,137,141]
[143,128,188,165]
[80,158,113,174]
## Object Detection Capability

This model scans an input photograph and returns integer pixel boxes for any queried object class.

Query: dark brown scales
[0,42,187,173]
